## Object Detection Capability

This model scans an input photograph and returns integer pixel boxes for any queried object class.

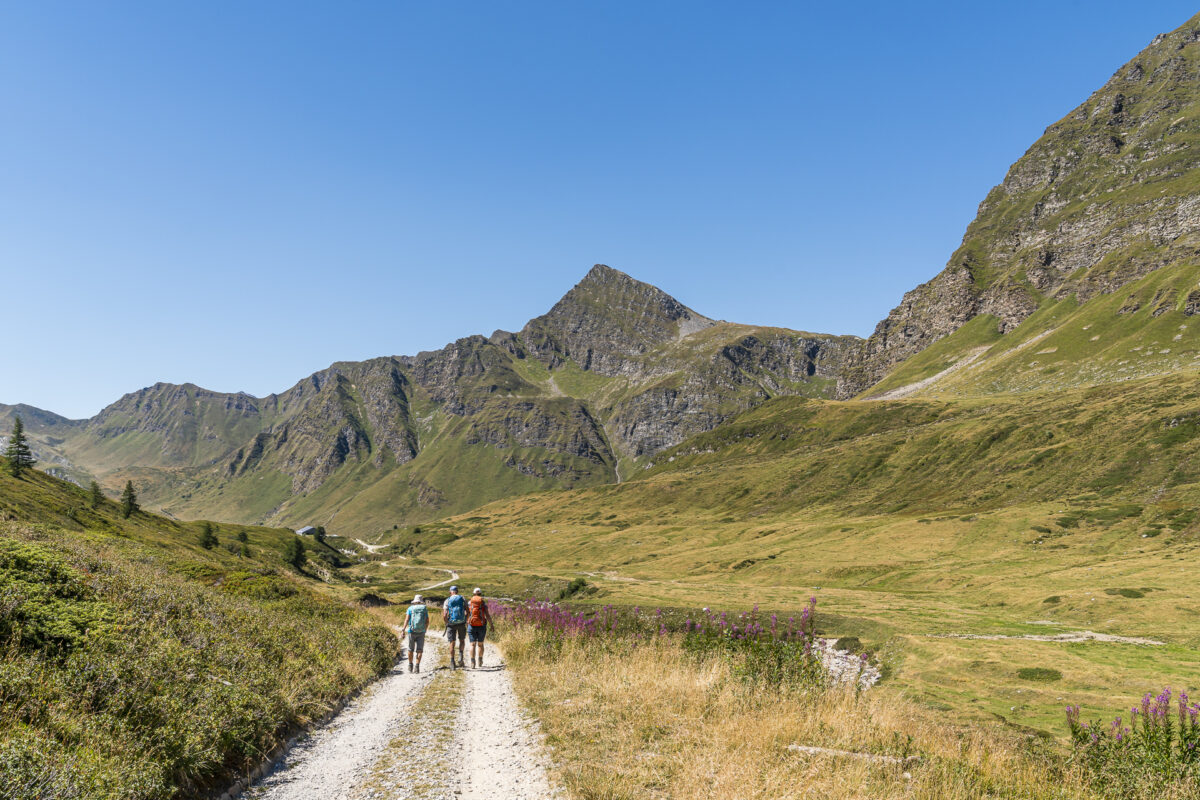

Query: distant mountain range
[11,13,1200,536]
[2,265,857,533]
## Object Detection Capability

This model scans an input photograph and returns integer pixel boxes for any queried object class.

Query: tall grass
[0,523,398,800]
[499,620,1090,800]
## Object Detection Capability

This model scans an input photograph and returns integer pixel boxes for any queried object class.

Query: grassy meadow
[363,373,1200,741]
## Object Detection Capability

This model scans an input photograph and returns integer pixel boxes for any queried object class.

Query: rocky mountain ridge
[837,11,1200,397]
[11,265,856,533]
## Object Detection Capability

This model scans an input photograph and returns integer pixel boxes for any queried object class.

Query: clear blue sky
[3,2,1197,418]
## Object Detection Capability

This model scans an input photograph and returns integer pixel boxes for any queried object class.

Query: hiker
[443,585,468,668]
[405,594,429,673]
[467,587,492,668]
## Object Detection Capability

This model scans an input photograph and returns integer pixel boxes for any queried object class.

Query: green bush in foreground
[0,524,397,800]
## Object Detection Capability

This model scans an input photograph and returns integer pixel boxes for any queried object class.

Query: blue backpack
[445,594,467,624]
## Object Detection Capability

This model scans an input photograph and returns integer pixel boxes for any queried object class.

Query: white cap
[412,594,423,603]
[473,587,482,594]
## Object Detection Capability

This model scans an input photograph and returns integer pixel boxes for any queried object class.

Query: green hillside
[0,467,400,799]
[866,260,1200,398]
[385,374,1200,736]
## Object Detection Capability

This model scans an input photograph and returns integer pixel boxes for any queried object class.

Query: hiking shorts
[445,622,467,643]
[407,631,425,654]
[468,624,487,643]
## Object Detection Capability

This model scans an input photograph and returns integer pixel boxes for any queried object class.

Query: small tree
[120,480,138,519]
[4,416,36,478]
[284,537,306,571]
[89,480,104,509]
[198,521,218,549]
[235,530,248,543]
[315,525,327,545]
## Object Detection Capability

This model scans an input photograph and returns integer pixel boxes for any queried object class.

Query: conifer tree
[120,480,139,519]
[4,416,36,478]
[315,525,327,545]
[199,521,218,549]
[89,480,104,508]
[235,530,248,544]
[284,537,306,571]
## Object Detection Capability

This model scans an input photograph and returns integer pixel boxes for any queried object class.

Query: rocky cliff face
[838,12,1200,397]
[32,265,855,532]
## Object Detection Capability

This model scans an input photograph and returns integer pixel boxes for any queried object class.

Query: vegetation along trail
[245,640,556,800]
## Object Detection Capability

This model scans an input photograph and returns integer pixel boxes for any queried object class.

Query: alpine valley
[12,11,1200,795]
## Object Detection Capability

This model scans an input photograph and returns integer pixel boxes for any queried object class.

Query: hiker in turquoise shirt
[405,594,429,673]
[443,585,468,669]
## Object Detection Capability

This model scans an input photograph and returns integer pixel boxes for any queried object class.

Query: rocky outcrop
[837,12,1200,397]
[610,331,856,455]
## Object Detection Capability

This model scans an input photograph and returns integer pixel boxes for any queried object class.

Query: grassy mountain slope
[0,467,399,799]
[867,260,1200,398]
[386,376,1200,735]
[840,11,1200,397]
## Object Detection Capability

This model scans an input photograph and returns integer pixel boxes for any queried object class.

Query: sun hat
[473,587,482,594]
[412,594,423,603]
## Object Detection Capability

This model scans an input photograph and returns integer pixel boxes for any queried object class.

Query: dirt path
[245,655,437,800]
[459,648,560,800]
[417,568,459,591]
[243,637,556,800]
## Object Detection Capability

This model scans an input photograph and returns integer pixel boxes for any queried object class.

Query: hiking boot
[407,663,413,673]
[415,664,420,673]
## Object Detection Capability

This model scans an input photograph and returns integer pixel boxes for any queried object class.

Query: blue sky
[3,1,1197,418]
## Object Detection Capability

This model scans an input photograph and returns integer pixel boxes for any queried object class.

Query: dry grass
[500,626,1093,800]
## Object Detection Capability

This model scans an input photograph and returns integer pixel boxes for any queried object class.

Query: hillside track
[244,639,556,800]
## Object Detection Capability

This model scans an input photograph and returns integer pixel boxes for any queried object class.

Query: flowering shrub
[1066,687,1200,797]
[495,596,834,689]
[681,598,828,688]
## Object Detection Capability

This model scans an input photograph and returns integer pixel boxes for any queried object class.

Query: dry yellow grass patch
[501,627,1091,800]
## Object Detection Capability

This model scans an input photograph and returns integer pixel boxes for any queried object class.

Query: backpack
[445,594,467,624]
[468,595,487,627]
[407,603,428,633]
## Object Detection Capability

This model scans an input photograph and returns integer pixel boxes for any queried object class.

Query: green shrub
[1017,667,1062,682]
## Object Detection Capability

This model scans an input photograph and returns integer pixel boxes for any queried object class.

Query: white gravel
[246,658,435,800]
[244,641,558,800]
[459,649,559,800]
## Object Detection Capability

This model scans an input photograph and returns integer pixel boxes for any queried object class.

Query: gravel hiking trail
[245,638,557,800]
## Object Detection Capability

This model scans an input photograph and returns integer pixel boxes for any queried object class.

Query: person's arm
[442,602,449,622]
[484,603,492,624]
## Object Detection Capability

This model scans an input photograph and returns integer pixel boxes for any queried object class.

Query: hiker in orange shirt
[467,587,492,668]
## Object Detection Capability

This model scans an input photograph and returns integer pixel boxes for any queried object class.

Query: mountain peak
[520,266,714,376]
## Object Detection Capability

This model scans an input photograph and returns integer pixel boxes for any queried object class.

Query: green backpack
[407,604,429,633]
